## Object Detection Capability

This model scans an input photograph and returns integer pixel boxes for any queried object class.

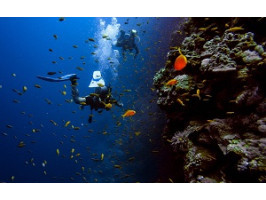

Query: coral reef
[153,18,266,182]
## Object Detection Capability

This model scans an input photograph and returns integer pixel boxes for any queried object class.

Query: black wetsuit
[116,30,139,59]
[70,78,122,122]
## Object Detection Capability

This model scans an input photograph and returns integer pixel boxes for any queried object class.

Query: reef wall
[153,18,266,182]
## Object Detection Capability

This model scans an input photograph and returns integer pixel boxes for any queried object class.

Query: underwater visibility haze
[0,17,265,183]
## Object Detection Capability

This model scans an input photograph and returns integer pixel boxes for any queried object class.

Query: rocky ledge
[153,18,266,182]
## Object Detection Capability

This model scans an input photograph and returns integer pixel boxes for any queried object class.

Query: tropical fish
[122,110,136,118]
[102,34,108,39]
[174,48,187,71]
[12,73,16,77]
[45,98,52,104]
[34,84,41,88]
[18,141,26,148]
[47,72,56,75]
[71,148,75,153]
[105,103,112,109]
[135,131,141,136]
[114,165,122,169]
[59,56,64,60]
[198,27,207,31]
[53,34,58,39]
[76,66,84,71]
[64,121,71,127]
[52,61,57,64]
[88,38,95,42]
[61,91,66,95]
[211,27,218,31]
[23,86,27,92]
[73,45,78,48]
[192,89,201,100]
[97,83,104,87]
[48,48,53,52]
[13,99,20,103]
[59,17,65,22]
[56,149,60,156]
[226,27,244,32]
[177,98,185,106]
[50,120,57,126]
[101,153,104,161]
[165,79,178,87]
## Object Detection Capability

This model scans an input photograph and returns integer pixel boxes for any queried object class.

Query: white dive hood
[88,71,105,88]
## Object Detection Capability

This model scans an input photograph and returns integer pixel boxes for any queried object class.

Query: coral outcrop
[153,18,266,182]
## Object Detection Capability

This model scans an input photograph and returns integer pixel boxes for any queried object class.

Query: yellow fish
[135,131,141,136]
[192,89,201,100]
[226,27,244,32]
[101,153,104,161]
[61,91,66,95]
[64,121,71,127]
[23,86,27,92]
[105,103,112,109]
[71,148,75,153]
[177,98,185,106]
[56,149,60,156]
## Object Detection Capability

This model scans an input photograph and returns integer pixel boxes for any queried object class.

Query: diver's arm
[71,81,86,104]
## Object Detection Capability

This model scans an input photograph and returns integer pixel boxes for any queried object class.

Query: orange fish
[165,79,178,86]
[174,48,187,71]
[122,110,136,118]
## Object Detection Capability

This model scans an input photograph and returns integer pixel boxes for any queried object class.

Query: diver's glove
[70,75,78,85]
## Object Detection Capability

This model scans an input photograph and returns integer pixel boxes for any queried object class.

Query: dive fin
[37,74,79,82]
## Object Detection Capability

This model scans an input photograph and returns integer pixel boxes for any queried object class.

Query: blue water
[0,17,180,183]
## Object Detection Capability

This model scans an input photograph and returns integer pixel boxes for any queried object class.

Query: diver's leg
[134,45,139,59]
[71,79,86,104]
[122,48,126,59]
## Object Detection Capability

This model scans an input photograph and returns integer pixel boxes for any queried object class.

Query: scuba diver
[37,71,123,123]
[116,29,139,60]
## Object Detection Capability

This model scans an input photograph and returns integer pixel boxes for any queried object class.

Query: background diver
[115,29,140,59]
[37,71,123,123]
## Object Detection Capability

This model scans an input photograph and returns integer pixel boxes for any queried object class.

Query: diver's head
[131,29,137,36]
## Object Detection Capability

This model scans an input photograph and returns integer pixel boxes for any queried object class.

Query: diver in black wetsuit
[37,72,123,123]
[70,76,123,123]
[116,29,139,59]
